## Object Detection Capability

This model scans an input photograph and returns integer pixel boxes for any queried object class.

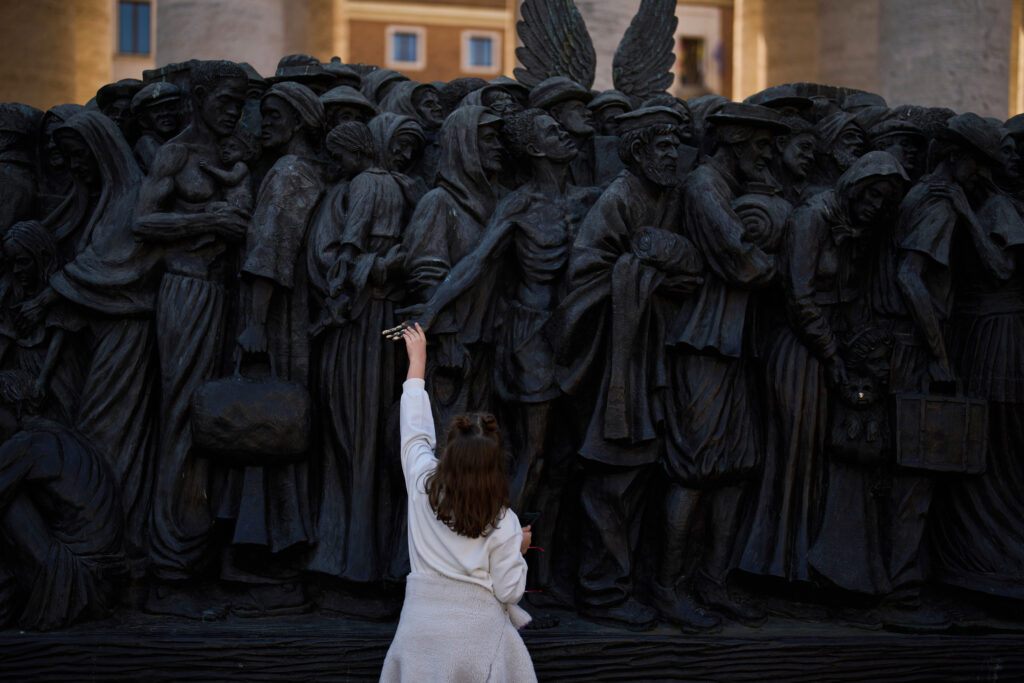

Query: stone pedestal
[2,610,1022,681]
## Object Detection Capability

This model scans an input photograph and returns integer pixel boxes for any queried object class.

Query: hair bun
[479,413,499,434]
[446,412,502,443]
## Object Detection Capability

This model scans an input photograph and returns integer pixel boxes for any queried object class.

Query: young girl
[380,323,537,683]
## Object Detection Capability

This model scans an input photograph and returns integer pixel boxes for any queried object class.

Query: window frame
[677,35,707,88]
[117,0,152,56]
[385,25,427,71]
[461,29,501,75]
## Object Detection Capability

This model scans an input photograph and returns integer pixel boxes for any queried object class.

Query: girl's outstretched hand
[403,323,427,381]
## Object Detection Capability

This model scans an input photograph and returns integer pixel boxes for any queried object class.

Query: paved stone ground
[2,597,1024,682]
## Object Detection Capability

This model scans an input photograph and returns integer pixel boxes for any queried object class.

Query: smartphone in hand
[520,511,541,527]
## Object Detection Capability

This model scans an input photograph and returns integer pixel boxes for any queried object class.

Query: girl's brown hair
[425,413,509,538]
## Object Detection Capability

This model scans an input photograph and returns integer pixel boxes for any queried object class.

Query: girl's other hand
[520,525,532,555]
[404,323,427,381]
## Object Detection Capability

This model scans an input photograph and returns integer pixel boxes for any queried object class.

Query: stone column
[817,0,880,95]
[74,0,115,105]
[574,0,640,92]
[157,0,289,78]
[0,0,110,110]
[284,0,336,60]
[733,0,818,100]
[878,0,1011,117]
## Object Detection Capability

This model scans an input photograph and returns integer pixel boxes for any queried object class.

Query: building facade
[155,0,518,85]
[0,0,518,110]
[729,0,1016,118]
[583,0,1021,119]
[1,0,1023,118]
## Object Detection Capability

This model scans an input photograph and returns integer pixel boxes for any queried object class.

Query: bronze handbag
[893,381,987,474]
[191,356,312,466]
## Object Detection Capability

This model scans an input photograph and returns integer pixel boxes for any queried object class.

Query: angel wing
[514,0,596,90]
[613,0,678,104]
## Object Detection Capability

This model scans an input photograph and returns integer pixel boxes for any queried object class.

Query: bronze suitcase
[893,382,987,473]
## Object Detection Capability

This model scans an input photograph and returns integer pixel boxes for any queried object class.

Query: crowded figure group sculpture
[0,0,1022,637]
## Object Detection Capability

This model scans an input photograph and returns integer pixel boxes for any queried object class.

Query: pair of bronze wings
[515,0,679,104]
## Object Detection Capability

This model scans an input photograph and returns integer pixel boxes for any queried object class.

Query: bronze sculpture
[402,106,503,441]
[552,106,702,630]
[742,151,908,595]
[29,111,158,578]
[0,2,1022,654]
[307,114,425,592]
[0,369,125,631]
[135,60,249,617]
[130,82,184,174]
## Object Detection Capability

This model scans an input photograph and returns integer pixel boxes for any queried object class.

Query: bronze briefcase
[893,382,987,474]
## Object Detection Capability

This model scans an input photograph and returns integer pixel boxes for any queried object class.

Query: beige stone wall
[113,55,155,84]
[878,0,1010,117]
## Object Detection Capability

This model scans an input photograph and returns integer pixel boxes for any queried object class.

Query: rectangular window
[461,30,501,74]
[678,37,705,87]
[393,32,418,64]
[118,1,151,55]
[469,37,493,68]
[386,26,426,70]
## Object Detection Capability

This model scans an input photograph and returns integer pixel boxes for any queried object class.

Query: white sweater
[399,378,529,606]
[381,379,536,682]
